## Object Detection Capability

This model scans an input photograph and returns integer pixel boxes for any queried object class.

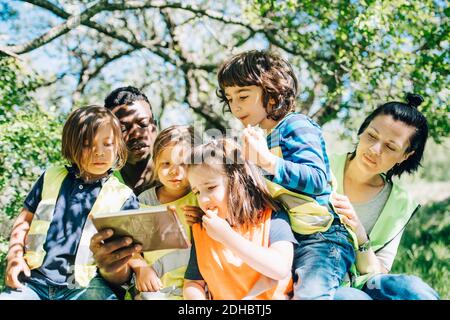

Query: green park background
[0,1,448,298]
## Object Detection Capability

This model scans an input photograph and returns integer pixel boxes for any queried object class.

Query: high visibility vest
[265,179,358,248]
[267,146,358,248]
[265,179,334,234]
[24,166,133,288]
[113,170,125,184]
[192,208,293,300]
[330,153,420,288]
[139,192,198,300]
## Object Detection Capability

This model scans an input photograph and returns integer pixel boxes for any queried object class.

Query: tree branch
[75,47,137,97]
[8,0,112,54]
[15,0,224,72]
[183,70,225,131]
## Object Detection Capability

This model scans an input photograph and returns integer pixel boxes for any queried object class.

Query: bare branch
[310,93,342,125]
[183,69,225,131]
[9,0,112,54]
[160,9,188,65]
[301,81,322,114]
[102,0,262,32]
[75,47,137,97]
[22,0,69,18]
[39,72,69,87]
[15,0,224,72]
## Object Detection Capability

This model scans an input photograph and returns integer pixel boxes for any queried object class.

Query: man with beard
[89,86,158,293]
[105,86,157,196]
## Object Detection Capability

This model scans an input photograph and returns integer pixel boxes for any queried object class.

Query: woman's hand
[202,209,233,244]
[331,192,368,245]
[182,205,204,226]
[135,266,163,292]
[5,256,30,289]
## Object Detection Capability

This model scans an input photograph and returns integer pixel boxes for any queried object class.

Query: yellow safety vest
[265,179,333,234]
[267,146,358,248]
[138,192,198,300]
[330,153,419,288]
[24,166,133,288]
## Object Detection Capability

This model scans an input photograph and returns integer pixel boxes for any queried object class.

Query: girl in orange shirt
[183,138,297,300]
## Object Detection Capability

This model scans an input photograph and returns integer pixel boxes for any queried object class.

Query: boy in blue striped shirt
[217,50,355,299]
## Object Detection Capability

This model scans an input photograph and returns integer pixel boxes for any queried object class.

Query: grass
[0,199,448,299]
[391,197,449,299]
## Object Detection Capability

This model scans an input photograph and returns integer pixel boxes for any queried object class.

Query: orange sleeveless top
[192,208,292,300]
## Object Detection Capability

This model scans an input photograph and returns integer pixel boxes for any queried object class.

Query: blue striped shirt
[266,112,332,207]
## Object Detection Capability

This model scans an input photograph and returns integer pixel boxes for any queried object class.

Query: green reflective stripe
[330,153,346,195]
[24,230,47,269]
[369,183,417,252]
[90,175,133,216]
[28,220,51,235]
[26,165,132,287]
[113,170,125,184]
[33,202,56,221]
[331,153,418,288]
[265,179,334,235]
[23,166,68,270]
[151,249,190,279]
[74,175,133,286]
[277,193,311,208]
[25,234,47,250]
[42,167,67,202]
[24,250,46,269]
[74,264,98,288]
[289,199,333,227]
[374,205,420,254]
[266,179,315,202]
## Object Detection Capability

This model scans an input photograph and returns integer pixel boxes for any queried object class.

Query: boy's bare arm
[7,208,33,260]
[5,208,34,288]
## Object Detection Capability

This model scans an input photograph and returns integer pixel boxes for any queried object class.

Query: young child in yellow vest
[0,105,139,300]
[183,138,297,300]
[128,125,202,300]
[216,50,356,299]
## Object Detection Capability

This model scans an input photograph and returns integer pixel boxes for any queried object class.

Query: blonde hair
[61,105,127,173]
[186,138,278,227]
[150,125,200,186]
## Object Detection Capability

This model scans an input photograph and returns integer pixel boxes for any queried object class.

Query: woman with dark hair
[331,93,439,300]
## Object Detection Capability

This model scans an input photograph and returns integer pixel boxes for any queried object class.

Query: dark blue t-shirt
[23,166,139,286]
[184,209,298,280]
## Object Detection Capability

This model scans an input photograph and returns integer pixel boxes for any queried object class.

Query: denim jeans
[334,274,440,300]
[0,275,117,300]
[334,287,372,300]
[292,222,356,300]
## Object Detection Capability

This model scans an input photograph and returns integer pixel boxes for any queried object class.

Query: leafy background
[0,0,448,298]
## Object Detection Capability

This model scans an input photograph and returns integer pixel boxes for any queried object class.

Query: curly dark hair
[217,50,298,121]
[351,93,429,182]
[104,86,152,110]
